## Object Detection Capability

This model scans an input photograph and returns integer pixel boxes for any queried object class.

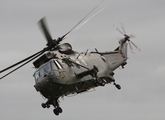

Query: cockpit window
[34,62,52,79]
[44,62,51,72]
[34,71,39,79]
[39,68,45,77]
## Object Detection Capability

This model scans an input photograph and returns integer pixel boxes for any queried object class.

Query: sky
[0,0,165,119]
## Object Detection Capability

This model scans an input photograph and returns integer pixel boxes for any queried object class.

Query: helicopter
[0,2,140,116]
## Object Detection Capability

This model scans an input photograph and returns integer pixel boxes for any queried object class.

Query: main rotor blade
[0,50,44,74]
[72,7,107,33]
[0,51,44,80]
[61,0,105,40]
[38,17,54,45]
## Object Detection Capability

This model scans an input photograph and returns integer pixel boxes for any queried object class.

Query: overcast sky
[0,0,165,120]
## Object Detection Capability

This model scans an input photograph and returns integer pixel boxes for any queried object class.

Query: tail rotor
[114,24,140,53]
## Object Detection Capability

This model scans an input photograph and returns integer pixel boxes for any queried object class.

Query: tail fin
[119,39,128,58]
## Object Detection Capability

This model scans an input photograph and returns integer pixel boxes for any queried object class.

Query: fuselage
[33,46,127,100]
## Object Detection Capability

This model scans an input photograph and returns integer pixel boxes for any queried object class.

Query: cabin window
[44,62,51,72]
[34,71,39,79]
[39,68,45,77]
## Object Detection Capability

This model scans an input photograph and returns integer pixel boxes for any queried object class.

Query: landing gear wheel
[42,99,63,115]
[116,84,121,90]
[57,107,63,113]
[53,109,59,116]
[113,82,121,90]
[53,107,63,115]
[41,103,50,108]
[41,103,47,108]
[47,105,50,108]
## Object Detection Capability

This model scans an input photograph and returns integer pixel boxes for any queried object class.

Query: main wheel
[116,84,121,90]
[57,107,63,113]
[41,103,47,108]
[53,109,59,116]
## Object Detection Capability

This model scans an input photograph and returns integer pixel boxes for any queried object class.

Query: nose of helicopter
[34,74,53,91]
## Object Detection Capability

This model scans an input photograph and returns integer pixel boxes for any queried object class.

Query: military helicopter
[0,1,140,116]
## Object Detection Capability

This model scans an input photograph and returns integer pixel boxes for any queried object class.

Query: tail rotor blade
[130,41,140,51]
[113,24,124,35]
[129,33,136,38]
[128,41,135,54]
[117,38,122,42]
[120,23,126,34]
[114,23,140,53]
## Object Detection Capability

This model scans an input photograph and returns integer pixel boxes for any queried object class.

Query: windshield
[34,62,52,79]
